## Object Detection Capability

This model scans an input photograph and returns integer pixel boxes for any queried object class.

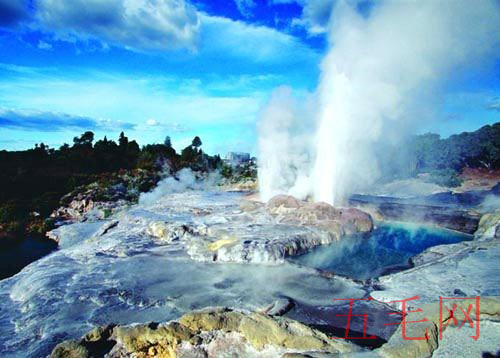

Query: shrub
[425,169,462,187]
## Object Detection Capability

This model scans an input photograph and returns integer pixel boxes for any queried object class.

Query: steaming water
[0,187,482,356]
[0,190,366,357]
[290,222,472,280]
[257,1,499,205]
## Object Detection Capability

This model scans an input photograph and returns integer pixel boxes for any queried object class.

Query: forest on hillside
[0,132,221,241]
[0,122,498,242]
[379,122,499,186]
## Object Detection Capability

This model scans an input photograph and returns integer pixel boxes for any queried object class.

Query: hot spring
[290,222,472,280]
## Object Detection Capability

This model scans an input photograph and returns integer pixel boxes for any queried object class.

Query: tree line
[0,131,222,239]
[378,122,499,186]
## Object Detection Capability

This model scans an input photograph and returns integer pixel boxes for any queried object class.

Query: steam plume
[258,0,500,205]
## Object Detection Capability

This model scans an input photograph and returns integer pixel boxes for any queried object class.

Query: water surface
[290,222,472,280]
[0,235,57,280]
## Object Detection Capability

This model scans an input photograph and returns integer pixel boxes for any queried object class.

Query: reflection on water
[290,222,472,280]
[0,236,57,280]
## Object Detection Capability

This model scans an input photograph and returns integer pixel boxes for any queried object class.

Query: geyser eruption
[257,87,314,200]
[258,0,500,205]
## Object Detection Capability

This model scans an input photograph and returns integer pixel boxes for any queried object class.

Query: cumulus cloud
[143,118,189,132]
[293,0,335,35]
[234,0,256,18]
[36,0,200,51]
[275,0,371,35]
[201,14,319,65]
[146,118,159,126]
[0,0,29,26]
[271,0,335,35]
[0,107,135,131]
[37,40,52,50]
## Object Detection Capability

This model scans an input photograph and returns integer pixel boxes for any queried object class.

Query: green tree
[73,131,94,146]
[192,136,202,148]
[181,146,197,163]
[119,132,128,148]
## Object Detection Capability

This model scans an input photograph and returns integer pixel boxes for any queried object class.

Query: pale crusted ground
[2,188,498,357]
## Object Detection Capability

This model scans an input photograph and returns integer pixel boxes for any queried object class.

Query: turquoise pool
[290,222,473,280]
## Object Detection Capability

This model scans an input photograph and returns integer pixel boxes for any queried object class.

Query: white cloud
[234,0,256,18]
[270,0,335,35]
[0,7,321,152]
[26,0,320,66]
[37,40,53,50]
[486,97,500,111]
[0,107,135,131]
[37,0,201,51]
[138,118,190,133]
[146,118,158,126]
[297,0,335,34]
[200,14,319,65]
[0,67,266,152]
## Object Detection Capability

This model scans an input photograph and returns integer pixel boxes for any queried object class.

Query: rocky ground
[51,307,361,357]
[51,296,500,358]
[0,190,372,357]
[364,170,500,198]
[349,181,499,234]
[0,168,164,245]
[49,169,162,225]
[48,202,500,358]
[0,179,498,357]
[186,194,373,264]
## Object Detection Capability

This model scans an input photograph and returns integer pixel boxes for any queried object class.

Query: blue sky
[0,0,498,155]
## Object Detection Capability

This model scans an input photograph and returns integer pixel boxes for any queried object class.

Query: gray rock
[261,298,295,316]
[186,195,373,264]
[372,238,500,305]
[409,241,471,266]
[267,194,302,214]
[474,210,500,240]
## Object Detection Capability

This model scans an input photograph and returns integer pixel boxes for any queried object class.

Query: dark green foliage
[223,161,257,184]
[181,145,200,164]
[409,123,499,172]
[0,132,220,239]
[425,169,463,188]
[378,122,499,185]
[118,131,128,147]
[220,163,233,178]
[192,136,202,148]
[0,203,28,223]
[139,143,178,171]
[26,218,56,236]
[73,131,94,146]
[180,137,221,172]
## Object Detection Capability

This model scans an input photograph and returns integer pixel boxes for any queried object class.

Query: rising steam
[258,0,500,205]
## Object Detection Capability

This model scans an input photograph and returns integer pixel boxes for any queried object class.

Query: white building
[225,152,250,165]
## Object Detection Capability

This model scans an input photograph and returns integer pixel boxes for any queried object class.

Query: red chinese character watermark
[439,296,480,341]
[383,295,429,340]
[331,296,376,340]
[330,295,481,342]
